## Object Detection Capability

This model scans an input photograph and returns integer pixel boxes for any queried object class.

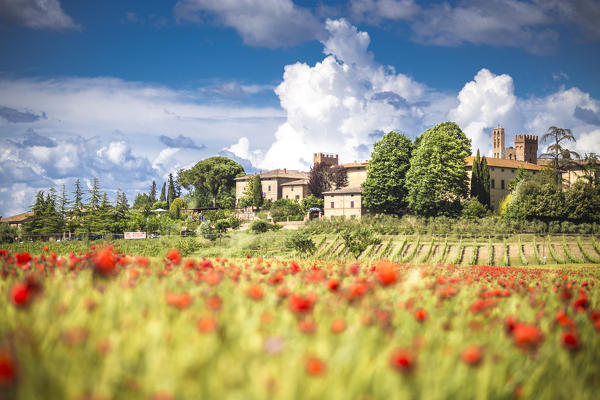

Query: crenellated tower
[313,153,339,167]
[515,134,538,164]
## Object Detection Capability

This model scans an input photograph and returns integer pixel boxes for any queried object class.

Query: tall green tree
[540,126,580,185]
[178,157,244,208]
[480,156,490,208]
[73,179,84,210]
[167,173,176,207]
[584,153,600,186]
[363,131,413,214]
[88,177,101,210]
[160,182,166,202]
[149,180,157,203]
[469,150,490,208]
[405,122,471,217]
[252,175,264,210]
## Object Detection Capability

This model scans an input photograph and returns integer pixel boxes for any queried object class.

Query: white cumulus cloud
[0,0,80,30]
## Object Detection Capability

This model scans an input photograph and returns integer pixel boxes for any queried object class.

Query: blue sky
[1,0,600,217]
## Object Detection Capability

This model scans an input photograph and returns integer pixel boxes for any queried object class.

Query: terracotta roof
[235,169,307,181]
[0,211,34,223]
[323,186,363,195]
[465,156,544,171]
[281,179,308,186]
[341,161,368,168]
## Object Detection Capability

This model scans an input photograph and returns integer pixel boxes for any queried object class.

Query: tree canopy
[362,131,412,214]
[405,122,471,217]
[540,126,580,185]
[178,157,245,208]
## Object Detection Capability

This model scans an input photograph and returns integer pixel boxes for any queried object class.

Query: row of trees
[363,122,482,218]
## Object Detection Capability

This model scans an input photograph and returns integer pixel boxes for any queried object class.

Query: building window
[501,168,505,172]
[285,195,288,199]
[295,195,300,200]
[268,185,271,192]
[511,169,515,173]
[491,168,495,171]
[350,201,354,208]
[491,179,495,189]
[501,180,505,190]
[291,187,294,191]
[331,202,334,209]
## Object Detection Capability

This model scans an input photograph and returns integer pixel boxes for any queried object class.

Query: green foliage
[450,238,464,265]
[286,230,316,256]
[178,156,244,208]
[341,225,381,259]
[393,237,408,262]
[250,219,281,234]
[362,131,413,214]
[469,238,479,265]
[401,236,421,263]
[0,223,17,243]
[508,167,531,191]
[160,181,166,202]
[433,236,448,264]
[301,195,324,213]
[470,150,490,208]
[169,198,186,219]
[406,122,471,217]
[419,237,435,263]
[546,236,565,264]
[532,236,545,265]
[577,236,600,263]
[461,198,487,219]
[540,126,580,185]
[518,237,528,265]
[562,236,584,263]
[270,199,302,222]
[252,175,264,209]
[152,201,168,210]
[133,193,152,209]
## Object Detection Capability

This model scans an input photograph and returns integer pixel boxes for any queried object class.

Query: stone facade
[343,162,368,187]
[323,187,364,219]
[281,179,309,201]
[235,169,307,205]
[465,157,544,211]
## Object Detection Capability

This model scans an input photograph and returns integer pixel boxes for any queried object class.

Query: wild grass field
[1,240,599,399]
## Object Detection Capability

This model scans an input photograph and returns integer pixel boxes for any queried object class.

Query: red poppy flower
[247,286,264,300]
[289,294,316,315]
[0,349,17,386]
[166,292,192,309]
[461,346,482,366]
[561,331,580,351]
[376,262,397,286]
[10,283,30,307]
[305,357,326,376]
[43,245,49,252]
[297,319,317,334]
[326,279,340,292]
[206,295,222,311]
[93,247,117,276]
[197,316,218,333]
[330,318,346,334]
[512,323,543,350]
[414,308,428,322]
[15,253,31,265]
[166,249,181,265]
[389,348,415,374]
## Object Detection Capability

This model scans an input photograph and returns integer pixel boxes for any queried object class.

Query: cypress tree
[470,150,481,200]
[149,180,157,203]
[252,175,263,210]
[167,173,176,207]
[160,182,166,202]
[480,156,491,208]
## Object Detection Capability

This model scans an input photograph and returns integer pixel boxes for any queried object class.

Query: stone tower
[313,153,338,167]
[515,134,538,164]
[492,127,505,159]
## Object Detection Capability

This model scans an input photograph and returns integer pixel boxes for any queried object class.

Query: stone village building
[233,127,597,219]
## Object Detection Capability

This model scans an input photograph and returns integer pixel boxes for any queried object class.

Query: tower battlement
[313,153,339,167]
[491,128,538,164]
[515,134,538,143]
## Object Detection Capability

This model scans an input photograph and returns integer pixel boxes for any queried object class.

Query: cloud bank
[0,0,79,30]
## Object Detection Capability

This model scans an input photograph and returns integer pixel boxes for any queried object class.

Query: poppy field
[1,246,599,399]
